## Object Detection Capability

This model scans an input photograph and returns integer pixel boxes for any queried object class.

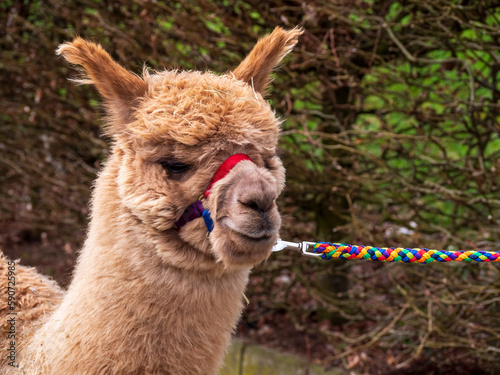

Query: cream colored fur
[0,27,302,374]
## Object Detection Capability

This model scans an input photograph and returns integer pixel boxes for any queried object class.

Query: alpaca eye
[160,161,190,174]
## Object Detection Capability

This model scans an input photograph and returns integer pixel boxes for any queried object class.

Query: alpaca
[0,27,302,374]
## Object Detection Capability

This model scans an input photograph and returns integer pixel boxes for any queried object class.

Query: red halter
[174,154,253,231]
[203,154,252,199]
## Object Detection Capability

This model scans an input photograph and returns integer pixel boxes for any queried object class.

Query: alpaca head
[57,27,302,269]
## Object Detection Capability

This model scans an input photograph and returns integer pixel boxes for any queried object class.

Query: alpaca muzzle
[174,154,253,233]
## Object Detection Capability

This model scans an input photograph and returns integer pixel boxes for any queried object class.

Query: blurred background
[1,0,499,373]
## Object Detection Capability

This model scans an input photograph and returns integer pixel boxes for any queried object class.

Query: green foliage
[1,0,499,373]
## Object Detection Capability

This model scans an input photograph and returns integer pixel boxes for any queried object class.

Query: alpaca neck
[24,157,250,375]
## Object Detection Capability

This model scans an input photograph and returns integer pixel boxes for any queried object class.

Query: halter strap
[174,154,253,231]
[204,154,252,198]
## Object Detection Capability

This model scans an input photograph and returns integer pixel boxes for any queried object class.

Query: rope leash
[314,243,500,263]
[272,239,500,263]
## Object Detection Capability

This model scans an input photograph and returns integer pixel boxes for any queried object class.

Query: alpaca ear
[232,27,303,95]
[57,38,147,132]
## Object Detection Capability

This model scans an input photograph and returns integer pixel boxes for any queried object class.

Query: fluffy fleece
[0,26,302,374]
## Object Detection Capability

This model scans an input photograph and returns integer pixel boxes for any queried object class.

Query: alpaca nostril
[239,199,273,214]
[246,201,262,212]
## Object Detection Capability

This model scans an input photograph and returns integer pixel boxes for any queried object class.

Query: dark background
[1,1,499,373]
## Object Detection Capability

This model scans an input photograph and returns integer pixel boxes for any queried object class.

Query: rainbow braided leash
[272,239,500,263]
[313,243,500,263]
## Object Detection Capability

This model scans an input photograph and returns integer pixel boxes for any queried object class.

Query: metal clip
[272,238,322,257]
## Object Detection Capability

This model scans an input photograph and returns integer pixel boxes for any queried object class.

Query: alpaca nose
[238,181,276,214]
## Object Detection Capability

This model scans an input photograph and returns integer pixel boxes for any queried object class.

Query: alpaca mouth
[219,218,276,243]
[236,232,273,242]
